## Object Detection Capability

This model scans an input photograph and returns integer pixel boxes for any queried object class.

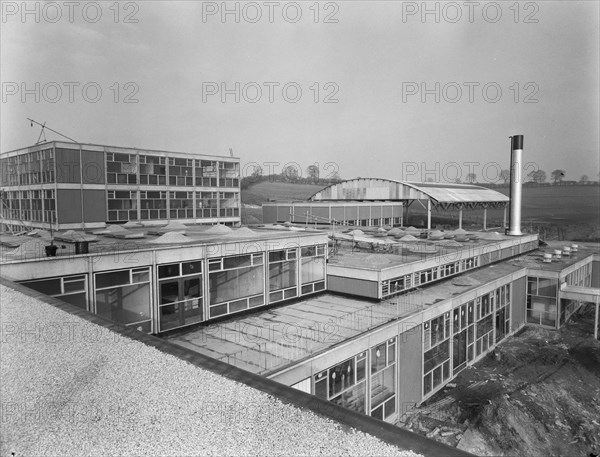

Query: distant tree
[528,169,547,184]
[580,174,589,184]
[466,173,477,184]
[306,165,320,183]
[499,169,510,185]
[329,170,342,182]
[551,169,565,184]
[454,178,462,184]
[281,164,300,183]
[251,165,263,180]
[426,177,435,183]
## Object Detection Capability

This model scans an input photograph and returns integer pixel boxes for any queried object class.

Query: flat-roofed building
[0,141,241,231]
[263,178,510,230]
[1,225,327,334]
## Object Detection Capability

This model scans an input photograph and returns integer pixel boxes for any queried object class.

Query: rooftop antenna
[27,118,78,144]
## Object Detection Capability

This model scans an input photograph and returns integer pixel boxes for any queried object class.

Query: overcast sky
[1,1,598,183]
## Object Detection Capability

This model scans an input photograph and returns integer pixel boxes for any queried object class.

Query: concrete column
[595,300,599,340]
[483,208,487,231]
[427,200,431,230]
[458,208,463,230]
[503,207,507,229]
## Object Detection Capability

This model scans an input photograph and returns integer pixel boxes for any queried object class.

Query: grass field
[241,181,325,206]
[241,182,600,241]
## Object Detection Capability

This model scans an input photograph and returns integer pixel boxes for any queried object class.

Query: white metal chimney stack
[507,134,524,236]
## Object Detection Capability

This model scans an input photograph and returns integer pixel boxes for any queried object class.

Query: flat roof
[167,262,524,376]
[0,282,422,457]
[0,140,240,160]
[328,230,529,271]
[0,225,326,263]
[508,240,600,273]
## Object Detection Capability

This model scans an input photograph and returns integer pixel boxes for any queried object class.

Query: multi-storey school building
[0,141,241,231]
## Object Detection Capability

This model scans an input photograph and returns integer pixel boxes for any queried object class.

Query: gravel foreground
[0,285,420,457]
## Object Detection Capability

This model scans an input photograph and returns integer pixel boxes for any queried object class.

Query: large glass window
[169,191,194,219]
[300,245,326,295]
[314,351,367,415]
[370,338,396,420]
[452,303,470,376]
[219,192,240,218]
[20,274,87,310]
[208,254,264,318]
[107,190,137,221]
[495,284,511,343]
[140,191,167,220]
[95,267,151,332]
[218,161,240,187]
[527,277,558,327]
[168,157,193,186]
[197,191,218,218]
[195,160,218,187]
[423,313,451,396]
[268,248,297,303]
[106,152,137,184]
[139,154,166,185]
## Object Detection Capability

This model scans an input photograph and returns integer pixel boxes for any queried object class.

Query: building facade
[262,201,404,227]
[0,141,241,231]
[1,229,327,335]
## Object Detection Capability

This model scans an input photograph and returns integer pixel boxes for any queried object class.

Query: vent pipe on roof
[507,135,524,236]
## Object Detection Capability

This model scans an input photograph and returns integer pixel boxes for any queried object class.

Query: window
[527,277,557,327]
[208,254,264,317]
[169,191,194,219]
[300,245,326,295]
[139,155,166,185]
[423,313,451,396]
[371,338,396,420]
[140,191,167,220]
[268,248,298,303]
[197,191,218,218]
[107,190,137,221]
[219,192,240,218]
[218,161,240,187]
[314,351,367,415]
[168,157,193,186]
[20,275,87,310]
[106,152,137,184]
[95,267,151,332]
[195,160,218,187]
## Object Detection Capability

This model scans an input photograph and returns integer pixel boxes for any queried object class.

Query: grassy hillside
[242,181,325,206]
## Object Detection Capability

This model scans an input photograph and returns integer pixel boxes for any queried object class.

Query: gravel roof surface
[0,285,421,457]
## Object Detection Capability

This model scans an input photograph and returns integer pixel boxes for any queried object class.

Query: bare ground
[398,307,600,457]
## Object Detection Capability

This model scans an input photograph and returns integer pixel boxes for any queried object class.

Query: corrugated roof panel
[310,178,508,204]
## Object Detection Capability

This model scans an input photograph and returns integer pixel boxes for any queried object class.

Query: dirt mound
[401,319,600,457]
[224,227,255,238]
[398,234,419,241]
[204,224,232,235]
[387,228,404,237]
[147,232,191,244]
